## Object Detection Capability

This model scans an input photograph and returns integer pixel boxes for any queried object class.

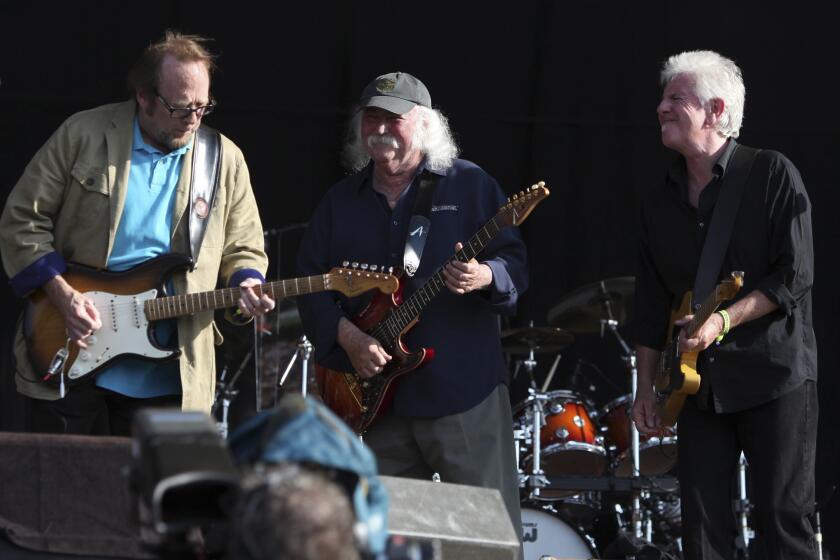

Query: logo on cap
[375,78,396,93]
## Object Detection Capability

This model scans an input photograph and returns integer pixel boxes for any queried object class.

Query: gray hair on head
[660,50,746,139]
[342,106,460,172]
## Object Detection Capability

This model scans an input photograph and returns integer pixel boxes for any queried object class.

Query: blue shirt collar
[132,117,193,157]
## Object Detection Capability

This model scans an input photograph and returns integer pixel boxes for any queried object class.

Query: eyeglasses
[154,89,216,119]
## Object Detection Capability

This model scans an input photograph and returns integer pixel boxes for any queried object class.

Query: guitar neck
[685,291,720,337]
[377,215,504,336]
[146,275,330,321]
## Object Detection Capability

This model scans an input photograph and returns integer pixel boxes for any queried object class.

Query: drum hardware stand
[599,278,644,540]
[525,346,553,497]
[212,348,253,439]
[813,485,835,560]
[643,492,654,542]
[278,334,313,397]
[814,508,824,560]
[513,423,528,488]
[733,452,754,558]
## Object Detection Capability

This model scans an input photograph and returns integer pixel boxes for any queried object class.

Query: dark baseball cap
[359,72,431,115]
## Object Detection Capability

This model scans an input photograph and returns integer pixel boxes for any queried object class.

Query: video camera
[130,409,240,557]
[129,404,440,560]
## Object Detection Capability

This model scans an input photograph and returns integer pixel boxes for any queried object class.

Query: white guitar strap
[187,125,222,268]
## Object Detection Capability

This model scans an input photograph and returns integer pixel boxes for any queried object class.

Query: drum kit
[506,277,683,559]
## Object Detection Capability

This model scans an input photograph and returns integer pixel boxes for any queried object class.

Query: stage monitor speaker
[380,475,522,560]
[0,432,149,558]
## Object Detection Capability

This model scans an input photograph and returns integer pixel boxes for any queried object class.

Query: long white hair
[661,50,746,139]
[342,106,460,172]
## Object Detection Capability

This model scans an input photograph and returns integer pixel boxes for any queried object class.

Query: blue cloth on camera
[228,395,389,555]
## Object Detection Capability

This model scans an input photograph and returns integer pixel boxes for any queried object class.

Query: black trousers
[678,380,817,560]
[28,382,181,437]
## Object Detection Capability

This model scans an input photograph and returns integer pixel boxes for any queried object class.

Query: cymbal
[500,326,575,354]
[547,277,635,333]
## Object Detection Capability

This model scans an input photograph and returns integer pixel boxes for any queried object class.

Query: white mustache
[367,134,400,149]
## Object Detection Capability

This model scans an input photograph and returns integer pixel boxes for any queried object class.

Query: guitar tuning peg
[370,264,378,271]
[519,190,525,197]
[388,266,394,273]
[360,263,369,271]
[342,260,350,267]
[351,262,359,269]
[512,193,518,200]
[537,180,545,187]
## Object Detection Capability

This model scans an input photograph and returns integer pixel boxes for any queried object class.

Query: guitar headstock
[496,181,550,228]
[715,270,744,302]
[325,263,399,297]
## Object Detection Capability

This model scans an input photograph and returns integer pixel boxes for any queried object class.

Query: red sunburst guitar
[316,182,550,434]
[654,270,744,426]
[25,253,398,386]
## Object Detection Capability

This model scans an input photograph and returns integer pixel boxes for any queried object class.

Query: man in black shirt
[631,50,817,559]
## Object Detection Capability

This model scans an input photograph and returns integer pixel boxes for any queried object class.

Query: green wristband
[715,309,731,343]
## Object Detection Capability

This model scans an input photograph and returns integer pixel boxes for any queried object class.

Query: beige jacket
[0,100,267,411]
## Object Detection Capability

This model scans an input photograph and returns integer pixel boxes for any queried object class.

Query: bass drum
[521,506,598,559]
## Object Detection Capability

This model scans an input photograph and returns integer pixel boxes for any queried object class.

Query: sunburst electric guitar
[25,253,398,386]
[654,270,744,426]
[316,182,550,434]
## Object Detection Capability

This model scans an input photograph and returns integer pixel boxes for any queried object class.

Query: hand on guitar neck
[337,317,392,379]
[43,275,102,348]
[442,241,493,294]
[675,312,725,353]
[236,277,276,319]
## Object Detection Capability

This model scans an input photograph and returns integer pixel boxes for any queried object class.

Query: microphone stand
[598,281,643,540]
[255,223,309,410]
[733,452,754,558]
[278,334,313,397]
[212,348,253,439]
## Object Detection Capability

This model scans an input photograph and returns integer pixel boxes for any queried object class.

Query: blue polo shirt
[296,159,529,417]
[95,119,190,397]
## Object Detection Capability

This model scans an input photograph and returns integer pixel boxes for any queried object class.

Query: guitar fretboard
[371,216,504,344]
[685,288,723,337]
[145,275,329,321]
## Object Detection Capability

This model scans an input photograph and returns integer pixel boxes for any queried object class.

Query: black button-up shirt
[633,140,817,413]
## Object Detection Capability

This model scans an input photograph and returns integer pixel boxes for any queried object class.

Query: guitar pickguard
[64,289,175,380]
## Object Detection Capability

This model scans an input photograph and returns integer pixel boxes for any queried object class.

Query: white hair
[342,106,460,172]
[661,50,746,139]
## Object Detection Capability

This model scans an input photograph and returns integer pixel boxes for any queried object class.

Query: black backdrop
[2,0,839,552]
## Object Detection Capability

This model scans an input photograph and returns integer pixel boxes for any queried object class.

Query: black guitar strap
[692,143,761,307]
[187,125,222,269]
[402,170,441,276]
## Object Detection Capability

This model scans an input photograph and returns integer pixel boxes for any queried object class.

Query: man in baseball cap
[297,71,529,550]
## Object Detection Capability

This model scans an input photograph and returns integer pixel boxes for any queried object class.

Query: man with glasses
[0,30,273,435]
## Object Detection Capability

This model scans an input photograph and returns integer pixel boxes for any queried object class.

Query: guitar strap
[692,142,761,307]
[187,124,222,269]
[402,170,441,276]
